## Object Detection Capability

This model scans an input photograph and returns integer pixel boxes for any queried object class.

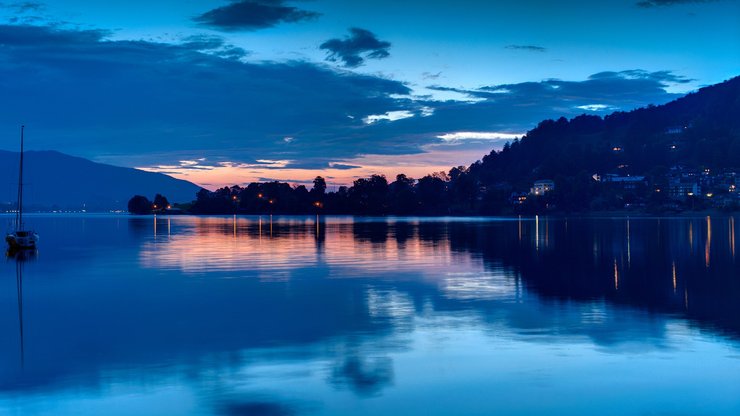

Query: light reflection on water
[0,214,738,415]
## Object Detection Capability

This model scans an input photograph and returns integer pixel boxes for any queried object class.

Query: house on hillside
[593,174,647,190]
[668,179,700,201]
[530,180,555,196]
[510,192,528,205]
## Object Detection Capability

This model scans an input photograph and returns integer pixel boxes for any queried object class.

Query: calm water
[1,214,739,415]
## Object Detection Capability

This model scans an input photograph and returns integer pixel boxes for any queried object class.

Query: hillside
[0,150,202,211]
[471,76,740,188]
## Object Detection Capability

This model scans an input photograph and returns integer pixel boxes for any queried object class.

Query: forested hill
[470,76,740,190]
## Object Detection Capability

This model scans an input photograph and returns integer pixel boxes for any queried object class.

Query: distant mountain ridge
[0,150,202,211]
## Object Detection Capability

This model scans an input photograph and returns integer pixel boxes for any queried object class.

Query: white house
[530,180,555,196]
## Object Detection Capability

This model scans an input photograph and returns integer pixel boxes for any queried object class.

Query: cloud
[363,110,415,125]
[193,0,320,31]
[421,71,442,80]
[181,34,224,50]
[0,23,410,164]
[328,163,361,170]
[0,1,52,25]
[0,1,44,12]
[576,104,617,111]
[320,28,391,68]
[588,69,692,84]
[181,34,250,59]
[256,177,314,184]
[636,0,722,7]
[505,44,547,52]
[437,132,523,142]
[0,23,690,187]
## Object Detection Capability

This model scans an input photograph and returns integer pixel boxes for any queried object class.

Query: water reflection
[133,215,740,336]
[0,215,738,415]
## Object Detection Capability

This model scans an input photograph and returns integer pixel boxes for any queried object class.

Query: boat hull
[6,232,39,250]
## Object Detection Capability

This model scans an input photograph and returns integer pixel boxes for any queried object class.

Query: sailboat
[6,126,39,251]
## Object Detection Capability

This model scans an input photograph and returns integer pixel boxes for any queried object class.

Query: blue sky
[0,0,738,187]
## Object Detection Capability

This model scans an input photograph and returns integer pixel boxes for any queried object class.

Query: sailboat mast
[16,125,24,230]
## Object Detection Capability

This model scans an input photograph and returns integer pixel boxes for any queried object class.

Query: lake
[1,214,739,415]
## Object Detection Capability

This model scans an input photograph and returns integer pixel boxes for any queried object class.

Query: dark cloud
[320,28,391,68]
[0,1,44,13]
[356,69,686,152]
[0,23,410,168]
[588,69,692,84]
[505,44,547,52]
[328,163,361,170]
[0,1,48,25]
[181,34,225,50]
[421,71,442,80]
[0,23,110,46]
[427,70,689,104]
[636,0,722,7]
[256,177,313,184]
[181,34,250,59]
[193,0,319,31]
[0,24,688,174]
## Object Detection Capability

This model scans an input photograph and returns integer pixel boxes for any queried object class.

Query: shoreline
[3,210,737,218]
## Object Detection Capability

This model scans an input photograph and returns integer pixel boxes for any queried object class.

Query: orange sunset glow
[138,142,507,189]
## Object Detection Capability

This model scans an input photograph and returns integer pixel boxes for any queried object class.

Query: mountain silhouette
[0,150,201,211]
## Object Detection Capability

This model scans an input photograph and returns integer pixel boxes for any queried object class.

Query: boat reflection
[6,249,34,370]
